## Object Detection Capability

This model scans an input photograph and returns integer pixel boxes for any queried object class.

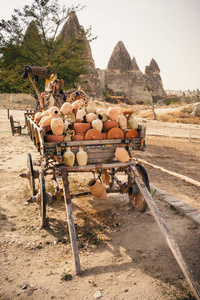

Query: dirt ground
[0,109,200,300]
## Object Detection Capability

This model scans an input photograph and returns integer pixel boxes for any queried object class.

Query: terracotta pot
[73,134,85,141]
[60,102,72,115]
[107,107,119,121]
[125,129,139,139]
[85,129,102,140]
[115,147,130,163]
[76,147,88,166]
[49,106,60,117]
[51,117,64,136]
[103,120,119,132]
[101,132,107,139]
[73,122,91,134]
[88,179,107,200]
[44,134,64,143]
[63,147,75,166]
[107,127,124,139]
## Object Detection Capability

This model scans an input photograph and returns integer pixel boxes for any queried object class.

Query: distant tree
[0,0,92,93]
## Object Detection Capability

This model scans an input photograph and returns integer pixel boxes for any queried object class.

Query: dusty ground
[0,109,200,300]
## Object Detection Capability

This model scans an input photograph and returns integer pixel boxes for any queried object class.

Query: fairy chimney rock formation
[101,42,152,102]
[107,41,131,72]
[57,12,102,98]
[144,59,166,99]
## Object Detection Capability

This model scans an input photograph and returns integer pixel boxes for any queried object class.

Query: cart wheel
[101,168,114,191]
[27,153,36,196]
[128,164,150,213]
[38,171,47,227]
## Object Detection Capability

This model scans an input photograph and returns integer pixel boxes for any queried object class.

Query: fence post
[7,108,9,119]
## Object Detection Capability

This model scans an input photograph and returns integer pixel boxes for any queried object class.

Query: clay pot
[41,110,49,117]
[66,112,76,124]
[64,129,75,142]
[72,99,85,109]
[76,107,86,122]
[127,114,138,130]
[86,102,96,113]
[44,134,64,143]
[96,108,106,115]
[60,102,72,115]
[88,179,107,200]
[73,134,85,141]
[92,118,103,132]
[101,132,107,139]
[118,113,127,130]
[34,112,42,123]
[85,113,98,123]
[98,113,109,123]
[103,120,119,132]
[107,127,124,139]
[107,107,119,121]
[115,147,130,163]
[85,129,103,140]
[125,129,139,139]
[73,122,91,135]
[63,147,75,166]
[40,115,54,127]
[51,117,64,136]
[49,106,60,117]
[76,147,88,166]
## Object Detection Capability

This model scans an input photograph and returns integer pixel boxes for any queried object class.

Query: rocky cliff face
[57,12,102,98]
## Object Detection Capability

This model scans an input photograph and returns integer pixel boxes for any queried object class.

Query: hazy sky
[1,0,200,91]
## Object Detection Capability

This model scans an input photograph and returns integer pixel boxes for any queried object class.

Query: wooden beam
[28,72,44,110]
[139,159,200,188]
[61,168,81,275]
[129,164,200,300]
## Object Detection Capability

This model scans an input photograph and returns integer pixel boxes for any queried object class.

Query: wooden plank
[28,72,44,109]
[61,168,81,275]
[129,164,200,300]
[139,159,200,188]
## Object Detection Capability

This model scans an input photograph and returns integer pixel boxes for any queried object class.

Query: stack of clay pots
[33,101,139,143]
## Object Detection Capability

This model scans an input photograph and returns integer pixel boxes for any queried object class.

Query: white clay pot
[92,118,103,132]
[49,106,60,117]
[118,113,127,130]
[76,107,86,122]
[72,99,85,109]
[40,115,54,127]
[88,179,107,200]
[41,110,49,117]
[34,112,42,122]
[51,117,64,136]
[96,108,106,115]
[76,147,88,166]
[98,113,109,123]
[60,102,73,115]
[85,113,98,123]
[127,114,138,130]
[63,147,75,166]
[86,102,96,113]
[107,107,119,121]
[115,147,130,163]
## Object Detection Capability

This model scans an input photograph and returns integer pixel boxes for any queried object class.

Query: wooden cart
[21,114,200,299]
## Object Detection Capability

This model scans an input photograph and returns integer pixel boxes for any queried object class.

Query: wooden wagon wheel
[128,164,150,212]
[38,171,47,227]
[101,168,115,191]
[27,153,36,196]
